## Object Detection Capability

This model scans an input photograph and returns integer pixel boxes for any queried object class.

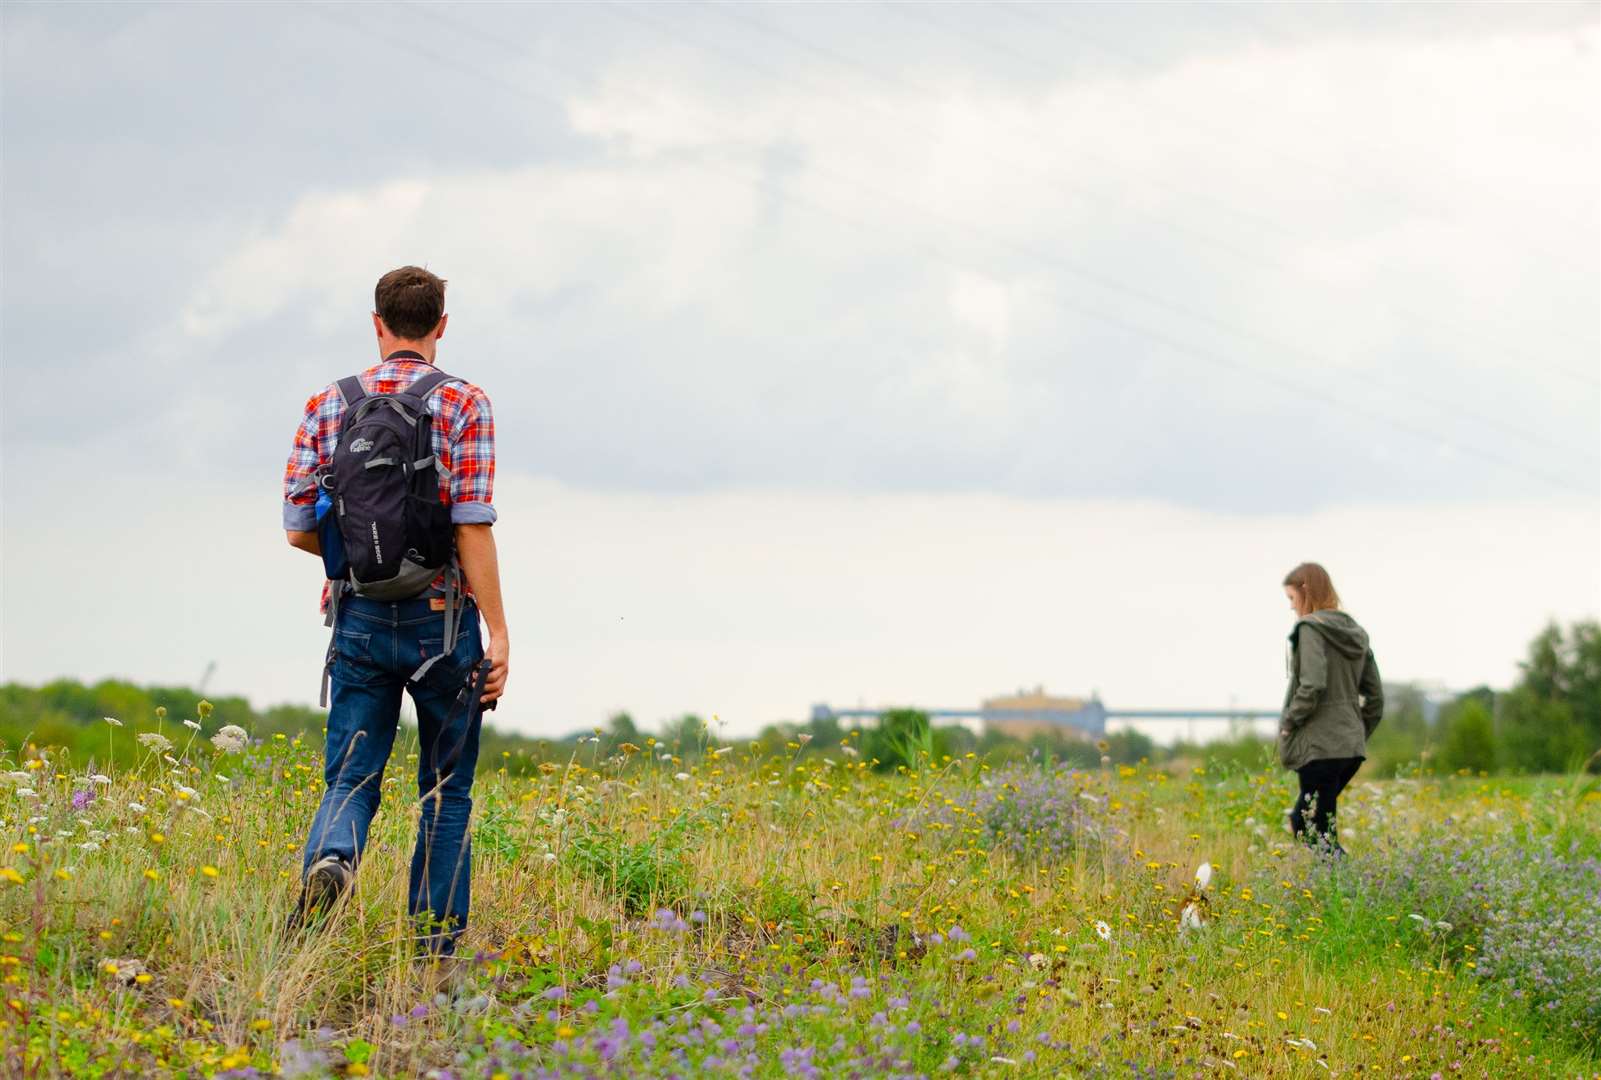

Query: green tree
[1438,698,1497,774]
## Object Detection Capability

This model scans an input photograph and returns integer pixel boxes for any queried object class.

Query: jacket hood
[1295,610,1369,660]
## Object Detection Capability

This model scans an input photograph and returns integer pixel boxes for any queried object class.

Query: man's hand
[455,522,509,705]
[481,632,509,704]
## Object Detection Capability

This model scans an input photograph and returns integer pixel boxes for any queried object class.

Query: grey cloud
[2,1,1597,520]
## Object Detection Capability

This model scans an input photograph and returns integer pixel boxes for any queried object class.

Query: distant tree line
[1374,620,1600,777]
[3,621,1595,776]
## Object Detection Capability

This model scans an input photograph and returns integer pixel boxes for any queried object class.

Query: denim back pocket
[333,629,381,685]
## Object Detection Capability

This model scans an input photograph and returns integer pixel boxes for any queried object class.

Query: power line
[993,1,1601,287]
[309,4,1598,497]
[599,0,1599,461]
[892,0,1601,382]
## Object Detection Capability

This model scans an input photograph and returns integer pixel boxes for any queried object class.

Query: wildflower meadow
[4,705,1601,1079]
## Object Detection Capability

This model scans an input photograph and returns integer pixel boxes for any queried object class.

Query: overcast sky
[3,2,1597,739]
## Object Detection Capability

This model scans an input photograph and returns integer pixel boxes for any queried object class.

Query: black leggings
[1291,757,1363,850]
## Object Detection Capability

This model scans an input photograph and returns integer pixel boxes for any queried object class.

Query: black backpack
[310,366,468,703]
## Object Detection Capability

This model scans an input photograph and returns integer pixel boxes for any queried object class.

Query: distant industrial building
[812,687,1108,739]
[811,690,1277,742]
[980,686,1102,740]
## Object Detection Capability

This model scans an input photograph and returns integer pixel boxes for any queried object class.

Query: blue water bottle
[314,481,349,581]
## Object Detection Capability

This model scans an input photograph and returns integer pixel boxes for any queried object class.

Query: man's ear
[433,313,448,341]
[372,312,386,339]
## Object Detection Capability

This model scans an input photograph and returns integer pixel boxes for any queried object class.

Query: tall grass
[3,715,1599,1077]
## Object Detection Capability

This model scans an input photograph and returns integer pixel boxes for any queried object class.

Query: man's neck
[380,340,437,364]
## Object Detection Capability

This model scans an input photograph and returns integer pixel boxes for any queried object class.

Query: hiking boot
[288,855,354,929]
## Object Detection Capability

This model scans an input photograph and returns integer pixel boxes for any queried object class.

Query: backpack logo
[349,437,375,453]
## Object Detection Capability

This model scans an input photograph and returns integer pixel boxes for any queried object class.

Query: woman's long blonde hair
[1283,562,1341,613]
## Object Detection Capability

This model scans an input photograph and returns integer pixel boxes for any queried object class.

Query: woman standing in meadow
[1278,562,1384,853]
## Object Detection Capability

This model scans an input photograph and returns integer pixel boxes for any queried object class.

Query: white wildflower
[712,746,733,757]
[136,733,172,753]
[796,733,812,745]
[90,774,111,785]
[103,716,123,727]
[79,841,100,852]
[1194,862,1213,890]
[127,803,147,814]
[841,745,859,758]
[214,774,230,784]
[16,788,37,799]
[1094,921,1112,941]
[182,719,201,731]
[211,725,248,754]
[1179,903,1206,932]
[543,852,557,863]
[674,772,691,782]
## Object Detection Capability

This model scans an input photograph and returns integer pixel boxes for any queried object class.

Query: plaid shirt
[283,353,495,606]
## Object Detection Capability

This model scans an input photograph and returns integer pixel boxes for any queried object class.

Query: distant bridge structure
[809,701,1280,741]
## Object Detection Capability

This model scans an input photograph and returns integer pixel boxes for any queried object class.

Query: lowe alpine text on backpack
[295,367,468,704]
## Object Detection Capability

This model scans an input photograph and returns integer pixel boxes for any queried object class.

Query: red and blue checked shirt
[283,353,495,606]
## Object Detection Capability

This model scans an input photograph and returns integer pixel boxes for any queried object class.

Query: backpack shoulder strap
[336,375,367,408]
[401,369,459,405]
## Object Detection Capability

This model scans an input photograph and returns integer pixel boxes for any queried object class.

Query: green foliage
[1439,698,1498,774]
[1515,620,1601,768]
[863,709,943,771]
[564,812,707,913]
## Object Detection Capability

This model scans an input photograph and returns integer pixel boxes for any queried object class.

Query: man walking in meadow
[281,266,509,955]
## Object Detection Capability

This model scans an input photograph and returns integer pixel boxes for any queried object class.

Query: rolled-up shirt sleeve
[282,395,322,531]
[448,386,497,525]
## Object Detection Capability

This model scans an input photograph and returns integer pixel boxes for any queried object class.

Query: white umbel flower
[210,725,248,754]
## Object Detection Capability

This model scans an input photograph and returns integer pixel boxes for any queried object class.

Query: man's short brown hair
[374,266,447,340]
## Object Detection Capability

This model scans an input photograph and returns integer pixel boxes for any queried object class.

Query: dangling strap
[408,558,462,686]
[319,579,348,707]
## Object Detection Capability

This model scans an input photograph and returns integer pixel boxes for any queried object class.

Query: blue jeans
[301,594,485,953]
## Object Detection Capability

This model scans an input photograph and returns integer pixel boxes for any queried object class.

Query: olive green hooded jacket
[1278,610,1384,771]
